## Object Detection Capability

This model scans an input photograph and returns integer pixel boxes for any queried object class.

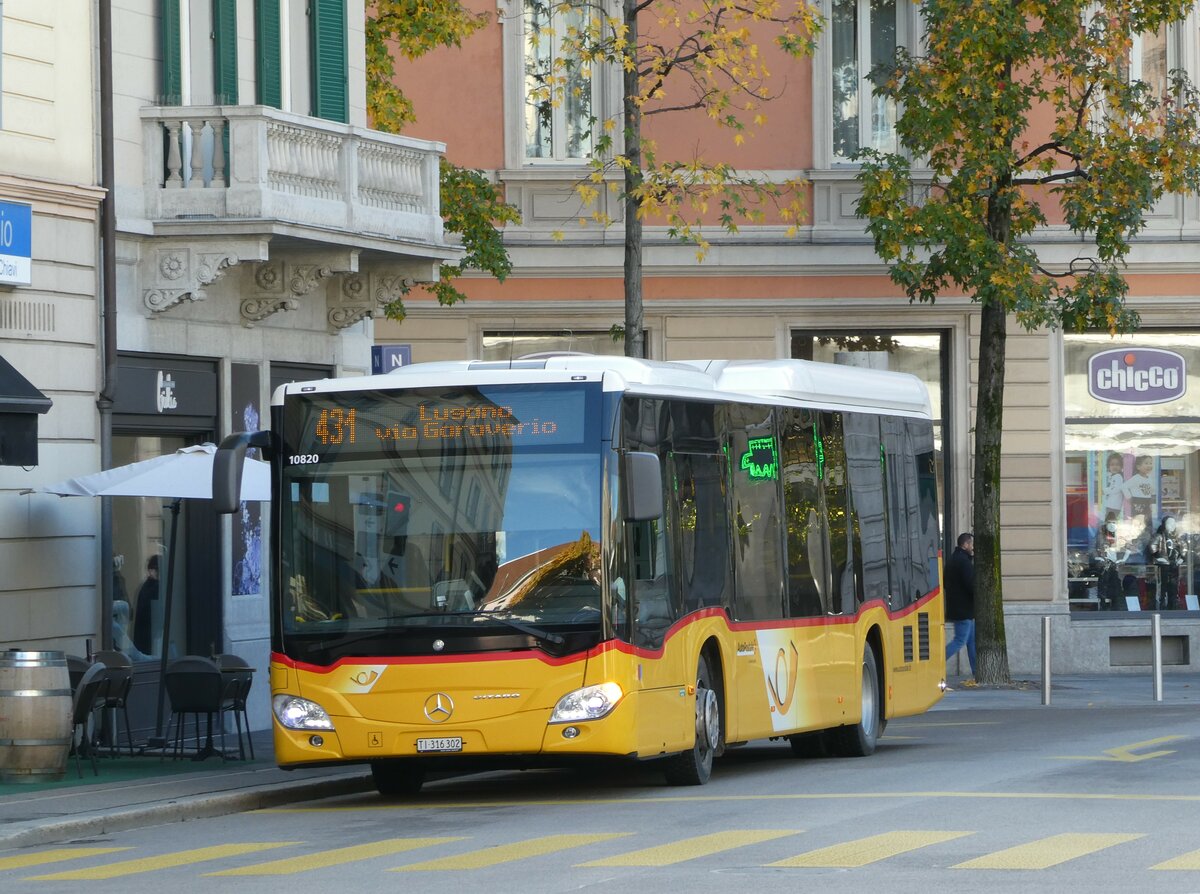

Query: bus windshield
[278,383,605,655]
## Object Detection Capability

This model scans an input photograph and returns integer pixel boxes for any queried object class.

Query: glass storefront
[1065,333,1200,613]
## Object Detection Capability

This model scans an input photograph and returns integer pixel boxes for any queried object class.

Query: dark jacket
[944,546,975,621]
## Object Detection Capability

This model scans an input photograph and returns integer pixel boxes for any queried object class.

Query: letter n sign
[371,345,412,375]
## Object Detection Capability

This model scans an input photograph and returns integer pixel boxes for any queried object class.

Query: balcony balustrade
[140,104,448,252]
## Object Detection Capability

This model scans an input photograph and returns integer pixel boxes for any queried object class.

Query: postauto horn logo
[1088,348,1186,406]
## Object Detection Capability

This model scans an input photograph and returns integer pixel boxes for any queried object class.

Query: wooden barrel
[0,650,73,783]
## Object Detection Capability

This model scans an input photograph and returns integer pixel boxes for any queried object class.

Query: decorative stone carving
[240,259,340,327]
[143,247,241,313]
[326,270,416,332]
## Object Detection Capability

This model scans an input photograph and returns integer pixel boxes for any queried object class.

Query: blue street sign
[0,201,32,286]
[371,344,412,374]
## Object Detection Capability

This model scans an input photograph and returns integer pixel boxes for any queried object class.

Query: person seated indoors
[111,600,150,661]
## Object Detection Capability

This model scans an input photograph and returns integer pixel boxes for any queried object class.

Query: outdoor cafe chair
[93,650,136,756]
[70,663,107,777]
[163,656,227,761]
[214,653,255,760]
[66,654,90,694]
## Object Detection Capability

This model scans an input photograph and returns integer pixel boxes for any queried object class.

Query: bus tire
[371,760,426,797]
[829,644,882,757]
[663,654,720,786]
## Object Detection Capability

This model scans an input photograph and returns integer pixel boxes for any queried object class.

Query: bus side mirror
[622,451,663,522]
[213,431,272,514]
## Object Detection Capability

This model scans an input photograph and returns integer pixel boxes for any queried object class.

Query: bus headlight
[273,694,335,730]
[549,682,623,723]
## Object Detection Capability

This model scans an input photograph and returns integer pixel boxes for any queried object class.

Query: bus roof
[274,355,932,417]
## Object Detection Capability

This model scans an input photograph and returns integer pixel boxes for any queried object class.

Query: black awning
[0,354,52,466]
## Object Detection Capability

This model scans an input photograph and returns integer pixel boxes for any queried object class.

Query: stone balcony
[137,105,459,326]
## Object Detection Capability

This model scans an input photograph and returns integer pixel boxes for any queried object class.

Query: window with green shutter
[212,0,239,105]
[310,0,347,123]
[255,0,282,108]
[161,0,183,105]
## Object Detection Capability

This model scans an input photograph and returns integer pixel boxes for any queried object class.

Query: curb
[0,771,374,850]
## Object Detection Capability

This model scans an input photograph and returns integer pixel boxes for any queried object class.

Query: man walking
[944,532,976,679]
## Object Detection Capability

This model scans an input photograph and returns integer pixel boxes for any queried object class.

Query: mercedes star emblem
[423,692,454,722]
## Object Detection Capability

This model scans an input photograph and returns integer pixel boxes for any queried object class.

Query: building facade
[7,0,458,737]
[382,0,1200,674]
[0,2,105,657]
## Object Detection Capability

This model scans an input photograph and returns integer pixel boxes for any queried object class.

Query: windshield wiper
[393,611,566,646]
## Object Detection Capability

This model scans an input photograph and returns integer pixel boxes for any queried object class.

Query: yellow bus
[214,356,945,795]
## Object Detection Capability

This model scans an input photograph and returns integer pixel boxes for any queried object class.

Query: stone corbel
[327,270,416,332]
[143,246,247,313]
[241,261,342,327]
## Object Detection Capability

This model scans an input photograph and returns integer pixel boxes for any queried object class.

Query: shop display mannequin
[1148,515,1186,611]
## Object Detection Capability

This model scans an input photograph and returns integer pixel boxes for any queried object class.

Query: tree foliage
[529,0,820,355]
[856,0,1200,682]
[366,0,521,317]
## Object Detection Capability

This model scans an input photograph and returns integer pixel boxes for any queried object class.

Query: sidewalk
[0,729,371,850]
[2,673,1198,851]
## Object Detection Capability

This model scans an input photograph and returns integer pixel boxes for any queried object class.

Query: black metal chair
[214,654,255,760]
[66,654,91,693]
[93,650,136,756]
[163,656,227,761]
[70,663,107,777]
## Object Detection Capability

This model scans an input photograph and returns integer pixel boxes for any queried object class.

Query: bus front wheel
[664,655,721,786]
[828,644,882,757]
[371,760,426,797]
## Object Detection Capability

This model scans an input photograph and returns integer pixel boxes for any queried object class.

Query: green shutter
[310,0,347,123]
[213,0,239,105]
[161,0,182,105]
[255,0,282,108]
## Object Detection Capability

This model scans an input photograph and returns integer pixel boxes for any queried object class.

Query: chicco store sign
[1088,348,1186,405]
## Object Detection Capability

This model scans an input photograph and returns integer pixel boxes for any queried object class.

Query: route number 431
[315,408,356,445]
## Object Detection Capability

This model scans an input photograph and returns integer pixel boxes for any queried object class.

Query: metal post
[1152,613,1163,702]
[1041,616,1052,705]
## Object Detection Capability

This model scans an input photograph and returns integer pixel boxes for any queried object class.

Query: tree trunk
[973,298,1011,684]
[622,0,643,359]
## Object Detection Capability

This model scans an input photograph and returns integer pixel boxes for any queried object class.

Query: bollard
[1041,616,1052,705]
[1152,613,1163,702]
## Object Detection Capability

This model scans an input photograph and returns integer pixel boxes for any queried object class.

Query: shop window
[481,330,643,360]
[1064,333,1200,613]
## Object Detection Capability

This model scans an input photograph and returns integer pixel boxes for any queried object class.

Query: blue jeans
[945,619,976,676]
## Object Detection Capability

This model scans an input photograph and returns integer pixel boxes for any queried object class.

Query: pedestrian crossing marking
[1150,848,1200,871]
[953,833,1144,869]
[26,843,297,880]
[206,837,465,876]
[0,848,131,871]
[768,831,972,867]
[579,830,801,867]
[392,834,629,870]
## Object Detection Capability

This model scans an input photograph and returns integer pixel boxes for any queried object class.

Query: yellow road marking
[953,833,1143,870]
[768,831,971,867]
[0,848,130,871]
[1152,848,1200,870]
[579,830,800,867]
[27,843,296,880]
[393,834,628,871]
[1054,735,1185,763]
[205,837,463,876]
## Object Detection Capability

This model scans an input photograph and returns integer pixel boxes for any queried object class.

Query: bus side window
[783,408,830,617]
[674,452,733,614]
[632,515,676,649]
[822,412,863,613]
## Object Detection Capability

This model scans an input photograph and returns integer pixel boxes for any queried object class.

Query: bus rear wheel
[371,760,426,797]
[664,655,720,786]
[828,644,882,757]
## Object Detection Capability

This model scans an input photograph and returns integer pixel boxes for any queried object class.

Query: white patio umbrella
[25,443,271,747]
[28,443,270,500]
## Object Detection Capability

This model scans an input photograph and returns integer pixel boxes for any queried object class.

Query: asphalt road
[4,698,1200,894]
